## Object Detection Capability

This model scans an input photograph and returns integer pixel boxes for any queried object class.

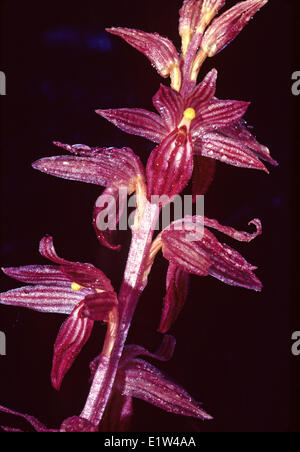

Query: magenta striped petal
[116,358,212,421]
[51,302,94,390]
[146,127,194,205]
[152,85,184,131]
[207,242,262,291]
[2,265,69,286]
[201,0,268,57]
[39,236,114,292]
[219,121,278,166]
[179,0,203,37]
[32,155,111,186]
[162,229,211,277]
[107,27,180,78]
[158,263,189,334]
[194,132,268,172]
[203,217,262,242]
[82,292,117,321]
[0,285,84,314]
[185,68,217,111]
[191,99,250,134]
[96,108,168,144]
[202,0,225,15]
[161,217,262,291]
[53,142,145,182]
[179,1,225,39]
[33,146,144,188]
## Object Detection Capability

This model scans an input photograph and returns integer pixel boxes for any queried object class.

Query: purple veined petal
[121,335,176,368]
[219,121,278,166]
[185,68,217,111]
[96,108,168,144]
[179,1,225,52]
[194,132,269,172]
[191,99,250,134]
[201,0,268,57]
[207,243,262,291]
[0,284,85,314]
[161,228,211,276]
[39,235,69,264]
[106,27,180,78]
[32,155,111,186]
[161,217,262,291]
[0,405,57,432]
[33,145,144,188]
[100,393,133,433]
[158,263,189,334]
[60,416,98,432]
[192,155,216,202]
[53,142,145,182]
[39,236,114,292]
[179,0,204,38]
[51,301,94,390]
[115,359,212,421]
[93,186,128,251]
[2,265,70,286]
[59,263,114,293]
[203,217,262,242]
[82,292,118,322]
[152,85,184,131]
[146,127,194,205]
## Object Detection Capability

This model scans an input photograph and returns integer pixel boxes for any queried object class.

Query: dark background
[0,0,298,432]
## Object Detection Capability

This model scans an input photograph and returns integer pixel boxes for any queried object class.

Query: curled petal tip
[248,219,262,236]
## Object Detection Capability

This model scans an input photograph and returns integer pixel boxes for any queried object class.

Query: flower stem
[80,201,160,426]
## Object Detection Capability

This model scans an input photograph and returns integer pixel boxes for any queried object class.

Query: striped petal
[2,265,69,286]
[53,142,145,184]
[82,292,118,322]
[107,27,180,78]
[219,121,278,167]
[33,146,144,188]
[201,0,268,57]
[194,132,268,172]
[96,108,168,144]
[146,127,194,205]
[152,85,184,131]
[158,263,189,334]
[115,358,212,421]
[185,68,217,111]
[161,216,262,291]
[39,236,114,292]
[191,99,250,134]
[0,284,84,314]
[51,301,94,390]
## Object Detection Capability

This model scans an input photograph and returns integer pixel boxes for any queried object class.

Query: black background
[0,0,298,432]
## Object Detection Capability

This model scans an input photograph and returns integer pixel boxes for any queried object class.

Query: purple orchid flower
[0,236,118,390]
[98,69,277,176]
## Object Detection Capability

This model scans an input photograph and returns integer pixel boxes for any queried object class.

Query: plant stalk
[80,201,160,426]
